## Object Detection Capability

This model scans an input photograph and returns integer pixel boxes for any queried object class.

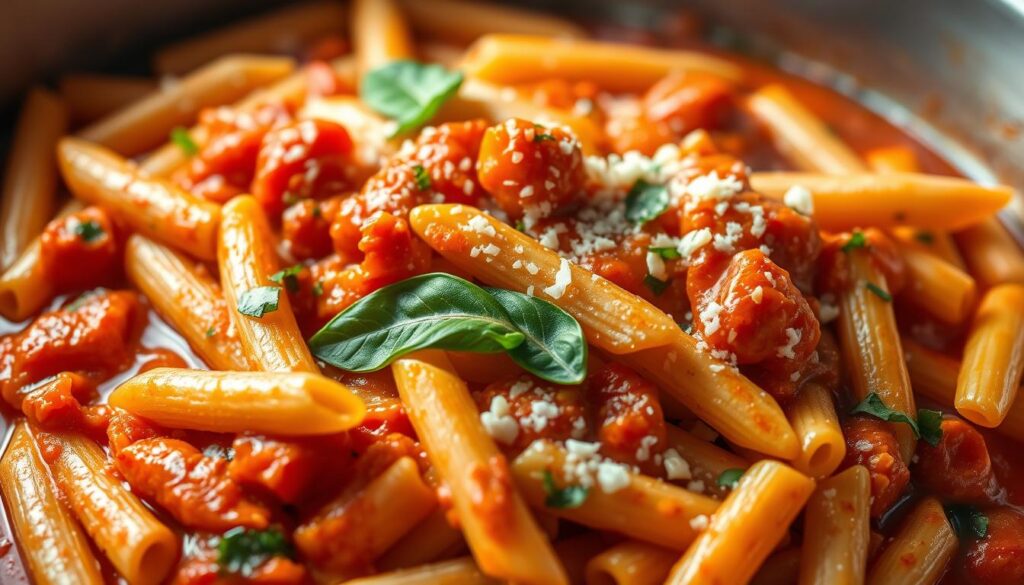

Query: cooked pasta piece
[377,508,466,571]
[745,84,866,174]
[584,540,676,585]
[0,88,67,271]
[865,498,957,585]
[896,237,977,324]
[837,248,917,462]
[398,0,586,43]
[108,367,364,435]
[0,423,104,585]
[43,432,178,585]
[57,138,221,260]
[891,227,965,270]
[218,195,318,372]
[750,172,1012,232]
[799,465,870,585]
[391,352,569,585]
[955,284,1024,427]
[511,440,719,551]
[751,549,803,585]
[78,55,295,155]
[864,145,920,174]
[664,424,750,499]
[340,557,501,585]
[59,75,156,125]
[785,383,846,478]
[460,35,743,91]
[664,460,815,585]
[955,217,1024,288]
[153,1,347,75]
[352,0,415,78]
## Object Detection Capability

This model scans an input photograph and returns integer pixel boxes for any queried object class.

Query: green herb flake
[515,219,527,232]
[914,231,935,245]
[542,470,589,509]
[625,180,670,225]
[73,220,105,243]
[850,392,945,445]
[205,327,216,338]
[360,60,464,137]
[865,281,892,302]
[945,504,989,540]
[312,281,324,297]
[170,126,199,157]
[841,231,867,253]
[717,468,745,488]
[643,274,670,296]
[217,527,293,576]
[412,164,432,191]
[649,246,681,260]
[534,132,556,142]
[916,408,945,447]
[65,289,104,312]
[269,265,303,293]
[237,286,281,318]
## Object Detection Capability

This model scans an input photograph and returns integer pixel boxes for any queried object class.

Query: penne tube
[955,284,1024,427]
[751,549,803,585]
[108,367,365,435]
[865,145,920,174]
[895,237,976,324]
[59,75,157,125]
[745,84,867,174]
[0,88,67,271]
[0,423,104,585]
[837,248,917,462]
[665,461,815,585]
[0,200,84,321]
[398,0,586,43]
[664,424,750,498]
[44,432,178,585]
[785,383,846,479]
[511,440,719,551]
[153,1,347,75]
[750,172,1013,232]
[125,235,251,370]
[218,195,318,372]
[584,540,677,585]
[954,217,1024,288]
[865,497,956,585]
[300,93,395,165]
[377,507,466,571]
[461,35,742,91]
[78,54,295,155]
[58,138,221,260]
[391,352,569,585]
[352,0,415,78]
[339,557,501,585]
[409,204,677,354]
[891,227,965,271]
[799,465,871,585]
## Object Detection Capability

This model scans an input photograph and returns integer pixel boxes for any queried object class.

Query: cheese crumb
[783,184,814,215]
[777,327,802,359]
[596,461,631,493]
[663,448,692,480]
[480,396,519,445]
[543,258,572,299]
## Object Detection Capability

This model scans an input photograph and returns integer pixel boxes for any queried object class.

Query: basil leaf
[217,527,293,576]
[237,286,281,318]
[170,126,199,157]
[412,164,431,191]
[542,470,589,509]
[309,273,527,371]
[841,231,867,253]
[270,265,303,293]
[865,282,892,302]
[917,408,945,447]
[73,220,105,243]
[360,60,464,137]
[643,274,670,296]
[717,468,745,488]
[486,288,587,384]
[850,393,944,446]
[649,246,681,260]
[945,504,988,540]
[914,230,934,245]
[625,180,670,224]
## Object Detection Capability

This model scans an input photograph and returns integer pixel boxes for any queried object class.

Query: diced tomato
[107,408,163,457]
[282,197,339,260]
[914,417,996,504]
[39,206,120,292]
[473,374,589,455]
[589,363,667,472]
[228,433,353,504]
[643,73,735,137]
[841,417,910,517]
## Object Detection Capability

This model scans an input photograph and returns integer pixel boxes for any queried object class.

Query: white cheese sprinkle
[543,258,573,299]
[783,184,814,216]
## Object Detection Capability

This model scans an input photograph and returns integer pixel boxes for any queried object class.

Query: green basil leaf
[643,274,670,296]
[73,220,105,243]
[360,60,464,137]
[237,286,281,318]
[850,393,943,445]
[170,126,199,157]
[309,273,528,371]
[217,527,293,576]
[625,180,670,224]
[917,408,945,447]
[649,246,681,260]
[542,470,589,509]
[945,504,988,540]
[270,264,303,293]
[485,288,587,384]
[865,282,892,302]
[717,468,745,488]
[412,164,432,191]
[841,230,867,253]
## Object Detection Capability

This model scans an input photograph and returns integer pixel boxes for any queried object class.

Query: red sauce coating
[841,416,910,518]
[589,362,667,473]
[39,206,120,292]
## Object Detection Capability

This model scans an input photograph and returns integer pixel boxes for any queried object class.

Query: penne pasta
[511,440,719,551]
[377,507,466,571]
[59,75,157,125]
[750,172,1013,232]
[799,465,871,585]
[391,352,569,585]
[0,423,104,585]
[895,237,977,324]
[218,195,318,372]
[665,460,815,585]
[865,145,920,174]
[352,0,415,78]
[891,227,965,271]
[57,138,221,260]
[339,557,501,585]
[584,540,677,585]
[955,217,1024,288]
[409,204,678,354]
[153,1,347,75]
[398,0,586,43]
[785,383,846,479]
[108,367,364,435]
[837,248,917,462]
[865,497,957,585]
[664,424,750,499]
[79,55,295,155]
[461,35,743,91]
[955,284,1024,427]
[43,432,178,585]
[751,549,803,585]
[0,88,67,271]
[745,84,866,174]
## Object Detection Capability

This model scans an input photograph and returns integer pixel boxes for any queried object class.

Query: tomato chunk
[841,417,910,517]
[964,508,1024,585]
[914,417,995,504]
[39,206,120,292]
[589,363,667,472]
[473,374,589,455]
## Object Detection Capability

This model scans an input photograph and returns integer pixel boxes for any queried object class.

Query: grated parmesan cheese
[480,396,519,445]
[783,184,814,216]
[543,258,572,299]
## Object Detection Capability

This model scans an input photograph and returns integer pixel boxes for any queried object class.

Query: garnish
[217,527,293,576]
[269,265,303,293]
[643,274,670,296]
[542,470,589,509]
[73,220,105,243]
[649,246,681,260]
[236,286,281,318]
[945,505,989,540]
[360,60,464,137]
[624,180,670,225]
[170,126,199,157]
[717,468,745,488]
[865,281,892,302]
[312,281,324,297]
[534,132,556,142]
[914,230,935,245]
[205,327,216,338]
[850,392,944,446]
[841,231,867,253]
[412,164,432,191]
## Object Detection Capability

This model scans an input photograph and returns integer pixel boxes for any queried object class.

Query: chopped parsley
[205,327,216,338]
[217,527,293,576]
[542,470,589,509]
[717,468,745,488]
[865,281,892,302]
[850,392,944,446]
[237,286,281,318]
[412,164,431,191]
[945,505,989,540]
[625,180,670,225]
[73,220,105,243]
[649,246,681,260]
[643,274,670,296]
[312,281,324,297]
[269,265,303,293]
[170,126,199,157]
[914,230,935,245]
[841,231,867,253]
[533,132,556,142]
[65,289,104,312]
